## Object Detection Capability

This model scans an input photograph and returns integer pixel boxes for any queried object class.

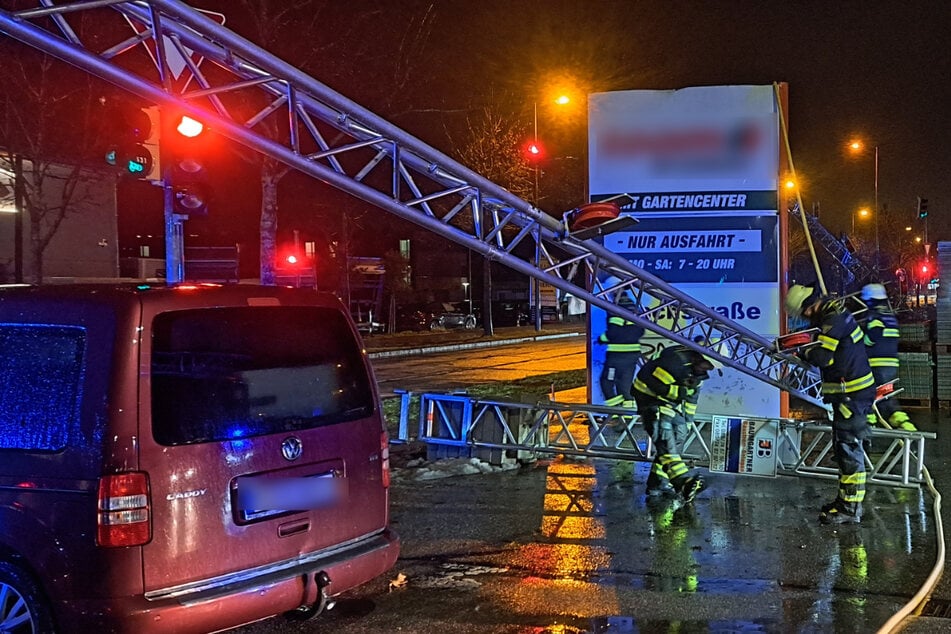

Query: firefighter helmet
[861,283,887,301]
[784,284,816,318]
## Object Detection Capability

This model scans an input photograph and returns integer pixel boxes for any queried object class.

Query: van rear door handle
[277,519,310,537]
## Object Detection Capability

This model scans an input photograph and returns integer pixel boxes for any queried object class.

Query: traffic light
[104,105,161,181]
[917,196,929,219]
[523,139,545,164]
[166,113,210,216]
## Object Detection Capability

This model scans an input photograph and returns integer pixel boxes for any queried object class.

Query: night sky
[117,1,951,263]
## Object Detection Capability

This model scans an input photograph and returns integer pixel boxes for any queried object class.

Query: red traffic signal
[175,115,204,138]
[166,113,211,216]
[523,139,545,163]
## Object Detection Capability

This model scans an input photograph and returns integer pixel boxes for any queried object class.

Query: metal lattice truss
[403,392,934,489]
[0,0,823,405]
[788,204,875,286]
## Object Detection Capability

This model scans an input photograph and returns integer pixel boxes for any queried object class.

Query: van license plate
[236,473,344,521]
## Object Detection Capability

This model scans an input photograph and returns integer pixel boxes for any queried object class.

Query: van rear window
[150,306,374,445]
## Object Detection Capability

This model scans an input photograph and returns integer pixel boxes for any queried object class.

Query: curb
[368,331,585,359]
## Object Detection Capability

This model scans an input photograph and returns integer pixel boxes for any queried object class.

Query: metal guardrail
[396,391,935,489]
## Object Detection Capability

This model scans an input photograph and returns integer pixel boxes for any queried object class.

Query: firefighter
[633,343,711,502]
[860,283,917,431]
[785,284,876,524]
[597,284,645,410]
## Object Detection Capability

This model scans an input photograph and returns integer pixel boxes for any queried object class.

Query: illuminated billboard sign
[588,85,783,419]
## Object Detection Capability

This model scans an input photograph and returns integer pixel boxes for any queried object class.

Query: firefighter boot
[819,499,862,525]
[645,468,676,498]
[679,475,707,504]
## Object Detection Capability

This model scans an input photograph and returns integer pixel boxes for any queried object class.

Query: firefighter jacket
[862,302,900,370]
[634,345,709,412]
[598,315,645,354]
[803,300,875,395]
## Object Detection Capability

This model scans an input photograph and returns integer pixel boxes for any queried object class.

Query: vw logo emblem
[281,436,303,461]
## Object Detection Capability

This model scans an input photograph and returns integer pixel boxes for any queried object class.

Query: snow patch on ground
[395,456,520,481]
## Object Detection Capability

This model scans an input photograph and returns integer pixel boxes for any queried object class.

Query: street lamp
[529,90,574,331]
[530,94,572,205]
[848,140,879,267]
[852,207,870,235]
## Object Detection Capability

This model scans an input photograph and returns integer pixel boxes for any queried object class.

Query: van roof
[0,283,337,302]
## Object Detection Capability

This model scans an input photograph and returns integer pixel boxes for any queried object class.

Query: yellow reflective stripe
[821,373,875,393]
[633,379,651,395]
[850,326,864,343]
[608,316,636,326]
[668,464,689,478]
[848,373,875,391]
[869,357,899,368]
[882,328,900,338]
[818,334,838,351]
[841,491,866,503]
[684,403,698,415]
[866,318,884,329]
[658,405,677,417]
[604,394,624,407]
[606,343,641,352]
[653,367,675,384]
[841,472,867,485]
[837,403,853,418]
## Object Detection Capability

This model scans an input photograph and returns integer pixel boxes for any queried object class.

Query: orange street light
[847,139,879,266]
[852,207,870,235]
[531,93,575,204]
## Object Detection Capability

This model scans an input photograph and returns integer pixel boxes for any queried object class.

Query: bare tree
[0,46,110,283]
[456,106,534,200]
[448,106,534,334]
[218,0,435,286]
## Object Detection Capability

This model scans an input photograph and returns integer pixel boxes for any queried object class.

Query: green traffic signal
[102,104,160,180]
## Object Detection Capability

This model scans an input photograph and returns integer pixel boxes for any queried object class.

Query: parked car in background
[424,301,478,330]
[394,302,431,331]
[491,301,529,327]
[0,283,399,634]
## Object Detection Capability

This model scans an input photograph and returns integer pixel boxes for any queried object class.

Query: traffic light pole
[161,127,184,283]
[163,180,185,283]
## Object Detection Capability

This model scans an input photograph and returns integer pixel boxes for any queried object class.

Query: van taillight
[97,472,151,547]
[381,431,391,488]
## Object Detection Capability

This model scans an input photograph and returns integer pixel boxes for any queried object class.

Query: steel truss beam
[0,0,823,405]
[400,392,934,489]
[788,204,874,286]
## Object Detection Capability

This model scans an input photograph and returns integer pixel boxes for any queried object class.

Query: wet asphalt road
[233,327,949,633]
[234,448,940,633]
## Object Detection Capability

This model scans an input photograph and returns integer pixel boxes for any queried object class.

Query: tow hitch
[286,571,334,621]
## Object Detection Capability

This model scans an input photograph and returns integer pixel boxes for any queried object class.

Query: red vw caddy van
[0,283,399,633]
